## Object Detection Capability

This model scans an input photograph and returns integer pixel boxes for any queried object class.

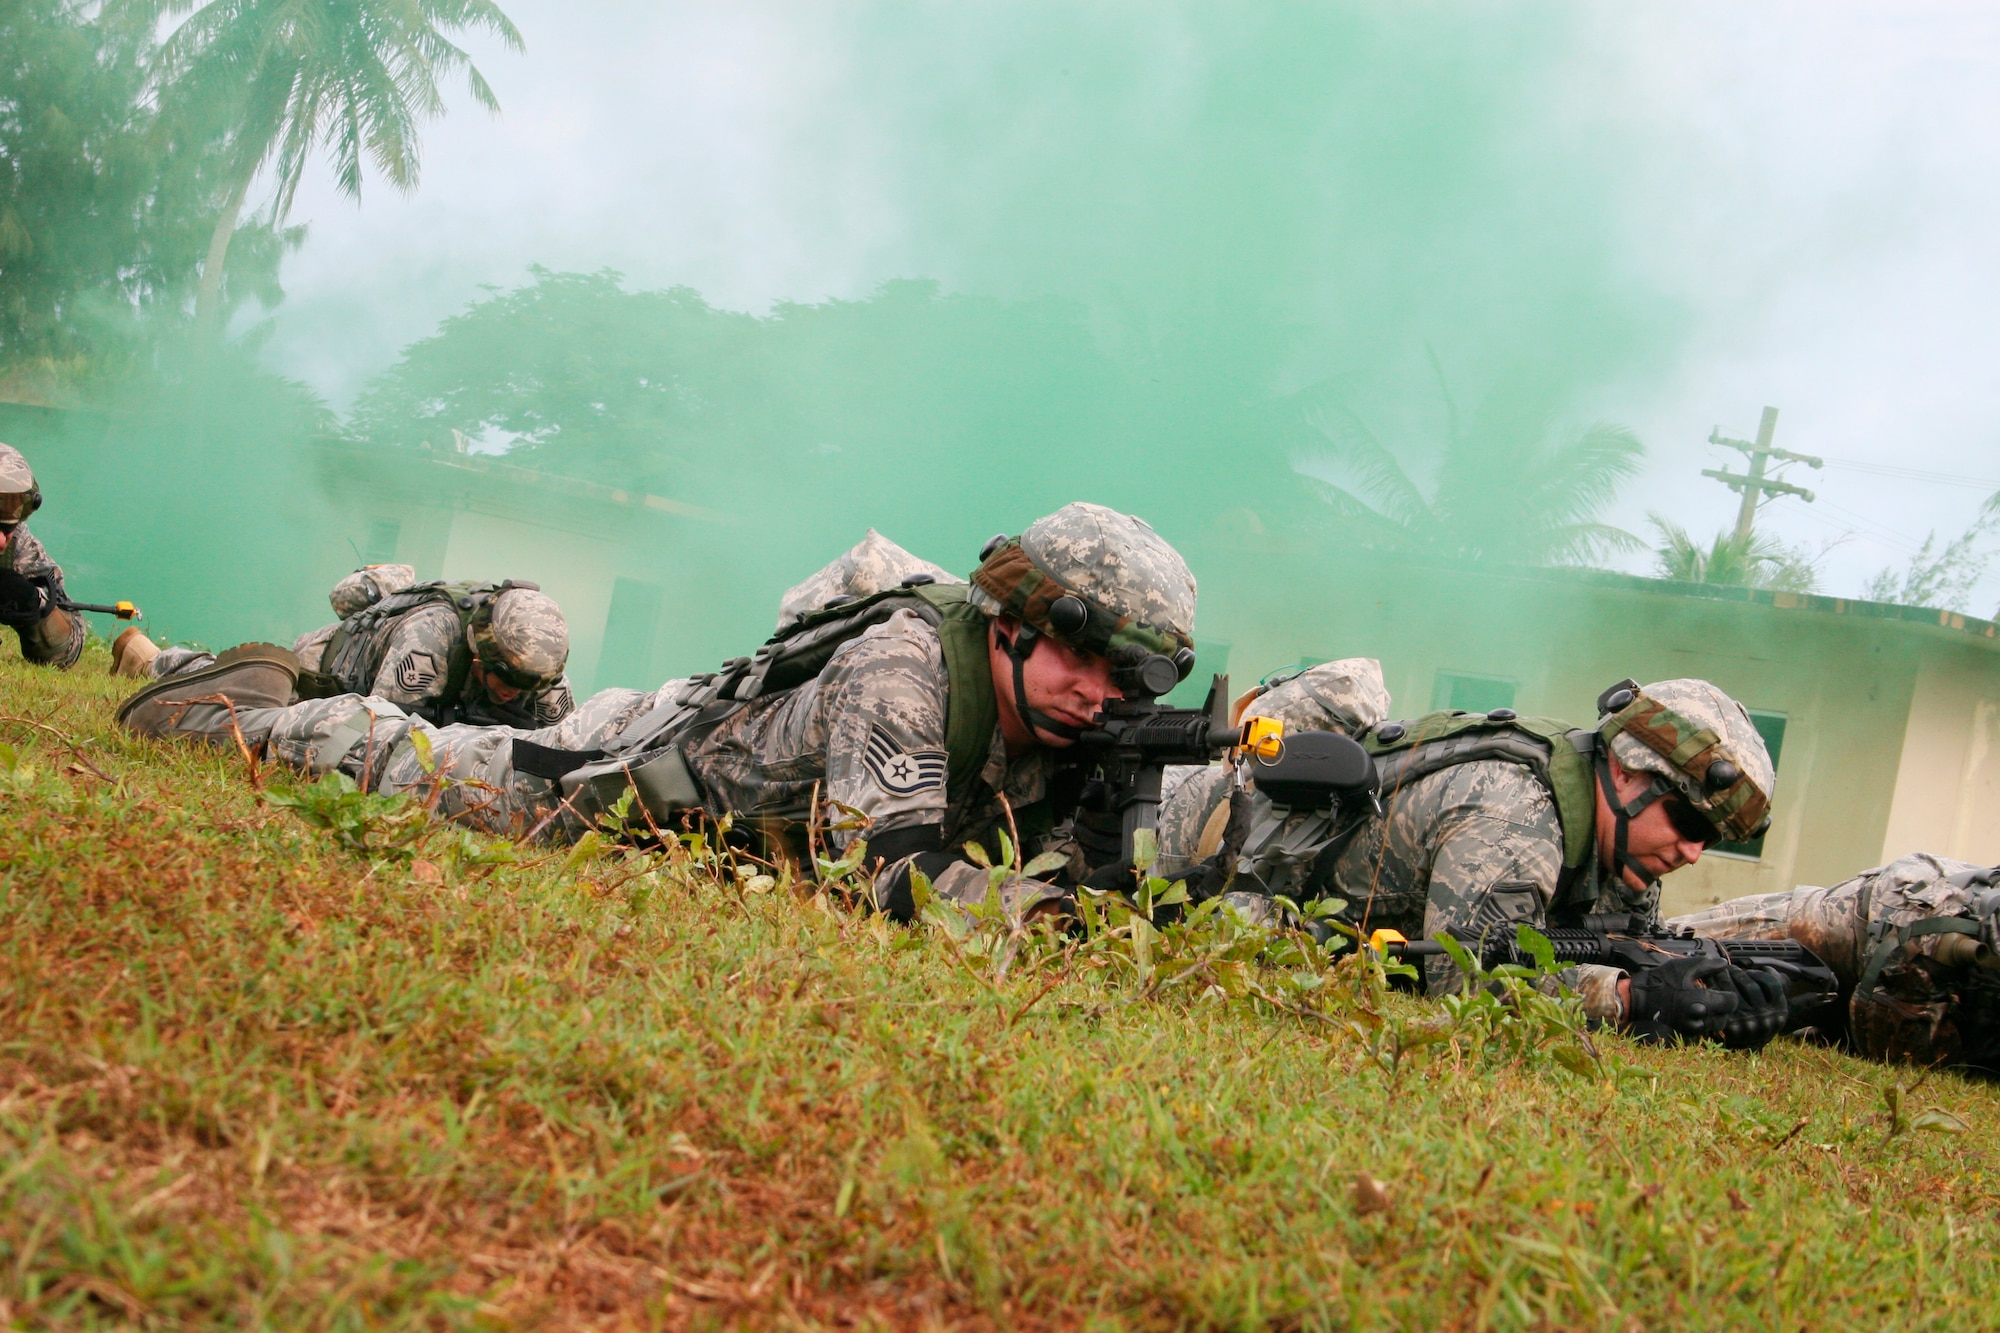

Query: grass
[1,640,1998,1330]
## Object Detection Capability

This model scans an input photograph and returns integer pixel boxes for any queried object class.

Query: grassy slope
[0,644,1996,1331]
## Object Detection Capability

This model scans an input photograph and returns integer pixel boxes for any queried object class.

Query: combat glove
[0,568,47,628]
[1625,954,1740,1044]
[1718,965,1790,1052]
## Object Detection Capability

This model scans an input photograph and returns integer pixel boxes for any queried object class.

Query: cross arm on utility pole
[1700,467,1816,503]
[1701,405,1824,541]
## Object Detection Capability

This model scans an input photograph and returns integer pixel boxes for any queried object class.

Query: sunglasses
[1663,796,1724,848]
[482,658,555,693]
[0,494,34,525]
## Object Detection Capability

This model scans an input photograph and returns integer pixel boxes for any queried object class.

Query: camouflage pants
[165,686,658,836]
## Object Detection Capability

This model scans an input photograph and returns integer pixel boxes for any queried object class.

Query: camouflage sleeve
[367,604,461,708]
[1402,763,1567,991]
[4,527,83,668]
[527,676,576,725]
[815,610,953,847]
[1155,764,1233,880]
[293,622,337,671]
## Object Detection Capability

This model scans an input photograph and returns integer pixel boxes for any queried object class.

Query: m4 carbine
[0,569,140,627]
[1375,915,1843,1034]
[1070,673,1281,875]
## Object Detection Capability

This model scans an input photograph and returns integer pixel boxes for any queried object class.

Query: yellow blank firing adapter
[1368,928,1407,955]
[115,601,138,620]
[1238,715,1284,761]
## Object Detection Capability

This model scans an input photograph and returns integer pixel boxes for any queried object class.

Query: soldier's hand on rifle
[1718,965,1789,1051]
[1625,954,1741,1044]
[0,568,47,628]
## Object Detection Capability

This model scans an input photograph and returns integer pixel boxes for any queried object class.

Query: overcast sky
[258,1,2000,613]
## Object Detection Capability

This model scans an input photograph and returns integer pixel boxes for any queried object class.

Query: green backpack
[1363,709,1601,898]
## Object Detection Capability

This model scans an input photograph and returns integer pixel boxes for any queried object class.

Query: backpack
[300,579,529,723]
[530,579,1000,830]
[1363,708,1602,905]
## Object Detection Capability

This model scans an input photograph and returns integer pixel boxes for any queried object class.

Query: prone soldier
[116,574,574,728]
[115,503,1201,915]
[0,443,88,670]
[1158,676,1792,1046]
[1670,853,2000,1069]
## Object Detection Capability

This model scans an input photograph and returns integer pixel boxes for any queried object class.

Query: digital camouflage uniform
[0,445,85,669]
[151,582,575,727]
[1669,853,2000,1068]
[1158,677,1777,1025]
[328,564,418,619]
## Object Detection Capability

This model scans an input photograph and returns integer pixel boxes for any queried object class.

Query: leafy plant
[263,770,426,857]
[1649,514,1830,592]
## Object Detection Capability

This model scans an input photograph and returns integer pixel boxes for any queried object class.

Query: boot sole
[114,643,301,727]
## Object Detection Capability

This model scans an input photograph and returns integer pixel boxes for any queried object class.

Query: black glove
[0,568,47,628]
[1070,782,1124,871]
[1719,965,1790,1052]
[1625,954,1741,1044]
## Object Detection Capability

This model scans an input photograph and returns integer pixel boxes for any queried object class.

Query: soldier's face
[990,619,1122,749]
[472,663,524,704]
[1595,755,1712,890]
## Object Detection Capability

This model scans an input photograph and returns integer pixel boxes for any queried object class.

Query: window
[1712,709,1787,860]
[1432,670,1517,715]
[363,518,401,563]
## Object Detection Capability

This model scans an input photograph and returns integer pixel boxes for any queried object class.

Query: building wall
[1881,639,2000,867]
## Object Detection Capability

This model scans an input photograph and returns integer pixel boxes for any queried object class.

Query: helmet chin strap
[994,623,1085,743]
[1595,747,1672,890]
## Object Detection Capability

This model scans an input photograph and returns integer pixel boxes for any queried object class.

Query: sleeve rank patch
[863,725,948,797]
[394,650,442,695]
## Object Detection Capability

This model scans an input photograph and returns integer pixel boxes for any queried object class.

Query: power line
[1815,456,2000,490]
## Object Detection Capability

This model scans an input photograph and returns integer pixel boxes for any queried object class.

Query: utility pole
[1702,406,1823,542]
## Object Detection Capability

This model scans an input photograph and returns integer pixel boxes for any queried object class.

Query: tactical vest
[1363,709,1602,906]
[536,580,1001,830]
[301,580,500,722]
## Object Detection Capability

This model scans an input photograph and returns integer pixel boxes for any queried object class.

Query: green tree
[148,0,522,332]
[1648,516,1824,592]
[1295,363,1646,566]
[1861,493,1999,613]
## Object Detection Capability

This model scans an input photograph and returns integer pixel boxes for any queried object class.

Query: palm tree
[1649,516,1823,592]
[1293,356,1647,567]
[146,0,523,331]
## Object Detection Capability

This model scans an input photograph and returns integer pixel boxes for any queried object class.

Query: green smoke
[17,1,1689,690]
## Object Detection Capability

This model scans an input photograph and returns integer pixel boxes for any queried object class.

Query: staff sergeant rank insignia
[863,726,948,797]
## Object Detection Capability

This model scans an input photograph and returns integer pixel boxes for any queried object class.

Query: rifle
[1069,673,1271,874]
[1375,914,1843,1034]
[0,569,141,626]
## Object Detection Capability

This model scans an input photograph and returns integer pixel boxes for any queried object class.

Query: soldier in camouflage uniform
[1670,853,2000,1068]
[117,578,576,730]
[1159,676,1789,1045]
[118,504,1199,918]
[0,444,86,670]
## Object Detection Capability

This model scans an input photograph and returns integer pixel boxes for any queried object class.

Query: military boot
[115,642,299,737]
[109,626,161,678]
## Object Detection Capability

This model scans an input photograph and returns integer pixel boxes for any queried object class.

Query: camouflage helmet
[1235,658,1391,737]
[969,502,1196,684]
[1597,677,1775,843]
[0,443,40,527]
[329,564,418,619]
[776,529,960,632]
[466,585,569,691]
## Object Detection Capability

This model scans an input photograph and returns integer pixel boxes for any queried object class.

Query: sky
[255,0,2000,614]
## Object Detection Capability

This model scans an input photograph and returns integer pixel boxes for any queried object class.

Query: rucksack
[300,579,531,724]
[1362,708,1602,904]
